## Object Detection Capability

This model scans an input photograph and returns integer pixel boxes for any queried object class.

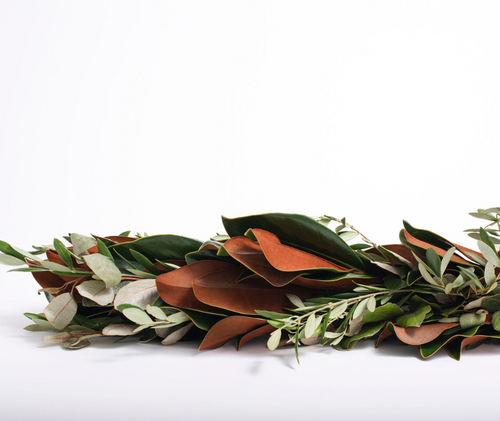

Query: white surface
[1,1,500,420]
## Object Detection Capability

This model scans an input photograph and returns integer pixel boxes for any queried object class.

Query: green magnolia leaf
[338,322,385,350]
[362,303,403,323]
[83,254,122,288]
[222,213,365,270]
[396,305,431,328]
[130,249,161,276]
[110,235,202,262]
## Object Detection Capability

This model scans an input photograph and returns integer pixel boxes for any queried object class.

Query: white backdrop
[1,1,499,420]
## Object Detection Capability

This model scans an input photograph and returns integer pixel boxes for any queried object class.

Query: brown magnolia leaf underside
[156,260,240,313]
[401,231,474,265]
[193,270,312,315]
[249,229,354,272]
[199,316,269,350]
[237,324,275,349]
[381,322,459,346]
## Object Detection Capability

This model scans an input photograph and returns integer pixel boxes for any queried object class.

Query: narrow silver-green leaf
[286,293,305,309]
[477,241,500,267]
[53,238,74,269]
[367,296,376,312]
[353,298,369,319]
[146,305,168,320]
[267,329,281,351]
[418,262,439,285]
[304,313,317,338]
[485,261,496,286]
[440,246,456,275]
[0,253,26,266]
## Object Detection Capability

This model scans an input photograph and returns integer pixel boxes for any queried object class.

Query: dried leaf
[102,324,137,336]
[161,322,194,345]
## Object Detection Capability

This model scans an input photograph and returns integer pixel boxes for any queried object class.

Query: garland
[2,208,500,362]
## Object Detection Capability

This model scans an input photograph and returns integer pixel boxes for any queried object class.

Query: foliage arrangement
[2,208,500,362]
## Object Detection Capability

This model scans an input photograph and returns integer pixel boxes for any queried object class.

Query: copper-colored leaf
[390,322,459,345]
[193,269,310,315]
[238,324,275,349]
[156,260,235,313]
[250,229,353,272]
[401,230,472,265]
[199,316,268,350]
[222,236,304,287]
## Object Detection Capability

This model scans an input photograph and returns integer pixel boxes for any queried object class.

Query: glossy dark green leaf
[396,305,431,328]
[110,234,202,262]
[222,213,365,270]
[130,249,160,275]
[383,275,406,290]
[419,326,479,358]
[481,294,500,312]
[53,238,74,269]
[362,303,404,323]
[492,312,500,332]
[480,227,497,253]
[97,238,114,260]
[403,221,453,250]
[0,240,26,260]
[338,322,385,350]
[425,248,441,277]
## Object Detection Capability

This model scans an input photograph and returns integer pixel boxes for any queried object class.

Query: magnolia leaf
[43,292,78,330]
[396,305,431,328]
[492,312,500,333]
[477,241,500,267]
[83,254,122,288]
[76,280,114,306]
[267,329,282,351]
[114,279,158,310]
[122,307,154,325]
[161,322,194,345]
[0,253,25,266]
[71,233,97,256]
[102,324,137,336]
